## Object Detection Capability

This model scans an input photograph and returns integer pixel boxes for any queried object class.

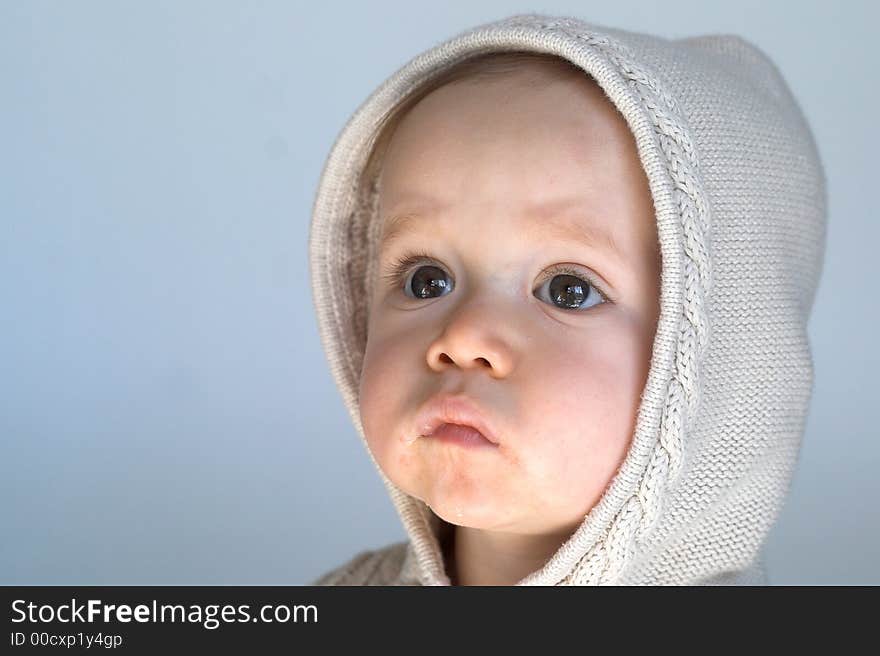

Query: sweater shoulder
[309,541,412,586]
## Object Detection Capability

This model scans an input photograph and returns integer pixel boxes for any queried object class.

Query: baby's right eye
[405,264,453,299]
[382,252,454,299]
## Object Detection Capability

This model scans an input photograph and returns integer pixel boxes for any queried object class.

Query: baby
[359,52,660,586]
[308,14,826,585]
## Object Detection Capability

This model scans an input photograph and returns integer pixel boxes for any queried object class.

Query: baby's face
[358,67,661,538]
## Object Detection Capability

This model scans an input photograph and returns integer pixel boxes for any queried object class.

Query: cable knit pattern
[307,13,826,585]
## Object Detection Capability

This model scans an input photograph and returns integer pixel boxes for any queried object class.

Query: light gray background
[2,0,876,585]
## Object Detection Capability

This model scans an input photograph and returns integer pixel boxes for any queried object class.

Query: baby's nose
[424,299,517,378]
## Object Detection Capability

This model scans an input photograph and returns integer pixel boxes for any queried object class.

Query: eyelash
[380,250,613,304]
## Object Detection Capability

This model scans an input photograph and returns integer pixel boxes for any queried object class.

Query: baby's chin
[426,501,509,531]
[397,473,518,531]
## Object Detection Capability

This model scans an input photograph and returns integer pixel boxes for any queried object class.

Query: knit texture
[308,13,826,585]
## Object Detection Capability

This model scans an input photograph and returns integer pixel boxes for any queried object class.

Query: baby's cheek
[359,360,394,461]
[523,346,634,509]
[359,336,423,486]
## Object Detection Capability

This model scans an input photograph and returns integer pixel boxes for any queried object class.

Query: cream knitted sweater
[307,13,826,585]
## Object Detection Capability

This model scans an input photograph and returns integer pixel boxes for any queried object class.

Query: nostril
[439,353,454,364]
[476,357,490,367]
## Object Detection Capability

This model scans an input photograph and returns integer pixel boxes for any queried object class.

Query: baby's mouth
[422,423,498,449]
[404,391,504,448]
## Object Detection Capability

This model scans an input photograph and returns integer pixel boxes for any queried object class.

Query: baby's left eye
[533,268,608,311]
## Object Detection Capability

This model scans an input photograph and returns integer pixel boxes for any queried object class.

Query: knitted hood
[308,13,826,585]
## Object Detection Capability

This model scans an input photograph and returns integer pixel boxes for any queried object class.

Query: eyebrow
[378,201,624,261]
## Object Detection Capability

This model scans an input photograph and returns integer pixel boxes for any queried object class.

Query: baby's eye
[383,252,454,299]
[533,266,609,311]
[406,264,453,299]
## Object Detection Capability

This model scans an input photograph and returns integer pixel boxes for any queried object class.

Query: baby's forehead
[373,68,655,258]
[381,70,631,167]
[380,111,641,218]
[377,193,629,264]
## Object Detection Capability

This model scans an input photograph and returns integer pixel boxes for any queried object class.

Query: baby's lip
[408,393,502,446]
